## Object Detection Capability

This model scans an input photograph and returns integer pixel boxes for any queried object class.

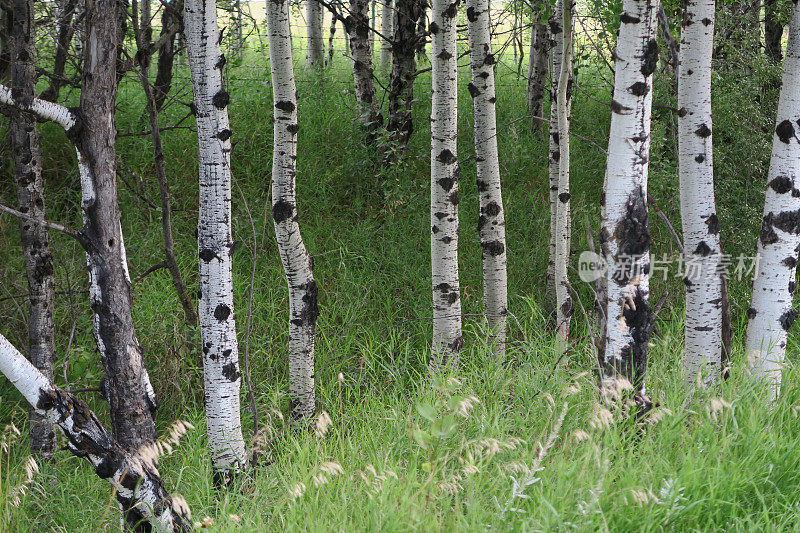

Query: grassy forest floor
[2,44,800,531]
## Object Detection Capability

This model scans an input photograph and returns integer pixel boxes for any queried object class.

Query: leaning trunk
[10,0,56,458]
[429,0,462,371]
[184,0,247,476]
[467,0,507,359]
[0,333,192,532]
[678,0,723,386]
[599,0,658,406]
[267,0,318,422]
[745,1,800,401]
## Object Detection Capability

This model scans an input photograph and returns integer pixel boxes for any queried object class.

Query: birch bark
[10,0,56,458]
[678,0,723,386]
[429,0,462,370]
[745,0,800,400]
[268,0,318,421]
[599,0,658,404]
[467,0,507,359]
[527,20,549,132]
[380,0,393,70]
[0,333,192,532]
[184,0,247,477]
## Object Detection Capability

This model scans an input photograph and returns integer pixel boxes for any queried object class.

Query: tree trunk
[386,0,422,150]
[10,0,57,458]
[429,0,462,371]
[547,0,572,323]
[745,0,800,401]
[678,0,723,386]
[467,0,507,360]
[415,2,427,61]
[765,0,784,62]
[306,0,325,68]
[39,0,78,102]
[153,0,182,111]
[79,0,159,452]
[0,333,192,532]
[0,6,10,82]
[527,20,549,133]
[347,0,381,133]
[380,0,393,70]
[267,0,318,422]
[183,0,247,477]
[599,0,658,407]
[554,0,574,351]
[328,8,337,65]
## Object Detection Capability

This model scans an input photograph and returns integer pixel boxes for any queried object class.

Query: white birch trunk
[306,0,325,68]
[0,333,192,532]
[267,0,318,422]
[380,0,394,71]
[678,0,723,386]
[600,0,658,403]
[745,1,800,401]
[184,0,247,477]
[429,0,462,371]
[554,0,574,351]
[467,0,507,359]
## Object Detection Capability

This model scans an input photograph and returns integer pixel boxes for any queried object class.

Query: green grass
[0,36,797,531]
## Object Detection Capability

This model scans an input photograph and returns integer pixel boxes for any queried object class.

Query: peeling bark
[600,0,658,408]
[678,0,723,386]
[10,0,56,458]
[184,0,247,475]
[746,0,800,401]
[467,0,507,359]
[0,333,192,532]
[267,0,317,422]
[429,0,462,371]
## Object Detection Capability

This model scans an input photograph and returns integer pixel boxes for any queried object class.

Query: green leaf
[416,402,437,422]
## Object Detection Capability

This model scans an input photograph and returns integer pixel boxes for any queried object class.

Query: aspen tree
[348,0,381,133]
[307,0,325,68]
[429,0,462,370]
[678,0,723,385]
[746,0,800,400]
[184,0,247,476]
[267,0,318,421]
[527,18,549,132]
[599,0,658,404]
[380,0,394,71]
[10,0,56,457]
[467,0,507,359]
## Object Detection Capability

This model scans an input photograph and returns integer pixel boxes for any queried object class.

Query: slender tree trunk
[745,1,800,401]
[306,0,325,68]
[0,333,192,532]
[348,0,381,133]
[415,2,427,61]
[328,9,337,65]
[678,0,723,386]
[527,20,549,133]
[599,0,658,406]
[40,0,78,102]
[183,0,247,476]
[765,0,784,62]
[76,0,159,452]
[386,0,422,150]
[546,0,571,320]
[380,0,394,70]
[74,0,86,65]
[371,0,377,54]
[267,0,318,422]
[10,0,57,458]
[467,0,507,359]
[153,0,182,111]
[554,0,574,351]
[429,0,462,371]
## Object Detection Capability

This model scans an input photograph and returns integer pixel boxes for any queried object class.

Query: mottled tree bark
[306,0,325,68]
[599,0,658,407]
[380,0,394,70]
[10,0,57,458]
[467,0,507,359]
[527,20,549,133]
[267,0,318,422]
[765,0,785,62]
[386,0,422,152]
[347,0,381,133]
[184,0,247,476]
[746,0,800,401]
[678,0,723,386]
[429,0,462,371]
[0,333,192,532]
